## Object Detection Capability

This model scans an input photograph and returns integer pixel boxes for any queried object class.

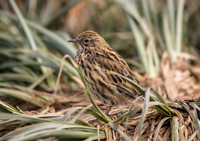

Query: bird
[68,30,141,115]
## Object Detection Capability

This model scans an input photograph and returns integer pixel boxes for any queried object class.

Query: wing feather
[89,54,140,98]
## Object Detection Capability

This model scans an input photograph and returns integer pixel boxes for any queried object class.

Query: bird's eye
[85,39,89,43]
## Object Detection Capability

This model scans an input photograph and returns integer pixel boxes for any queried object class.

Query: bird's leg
[105,106,112,115]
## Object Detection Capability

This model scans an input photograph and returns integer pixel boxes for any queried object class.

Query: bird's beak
[68,39,78,43]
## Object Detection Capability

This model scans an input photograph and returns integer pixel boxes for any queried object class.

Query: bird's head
[68,30,105,49]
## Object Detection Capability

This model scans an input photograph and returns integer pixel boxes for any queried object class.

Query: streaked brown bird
[68,30,140,114]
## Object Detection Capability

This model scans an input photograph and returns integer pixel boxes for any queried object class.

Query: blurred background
[0,0,200,111]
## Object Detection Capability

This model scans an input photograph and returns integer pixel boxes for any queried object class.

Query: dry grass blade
[1,1,200,140]
[188,131,199,141]
[153,117,171,141]
[110,70,172,116]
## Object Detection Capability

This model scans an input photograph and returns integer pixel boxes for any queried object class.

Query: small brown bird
[68,30,140,114]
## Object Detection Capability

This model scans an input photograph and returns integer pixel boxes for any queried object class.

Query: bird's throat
[78,44,82,50]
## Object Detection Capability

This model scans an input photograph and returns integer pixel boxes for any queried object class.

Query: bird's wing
[89,55,140,98]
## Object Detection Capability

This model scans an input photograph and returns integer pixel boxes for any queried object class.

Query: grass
[1,71,200,140]
[0,0,200,140]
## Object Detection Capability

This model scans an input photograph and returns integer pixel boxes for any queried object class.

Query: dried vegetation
[0,0,200,141]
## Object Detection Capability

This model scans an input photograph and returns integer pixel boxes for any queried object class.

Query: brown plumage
[68,30,140,107]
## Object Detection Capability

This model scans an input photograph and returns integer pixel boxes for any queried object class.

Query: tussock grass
[0,0,200,140]
[1,56,200,140]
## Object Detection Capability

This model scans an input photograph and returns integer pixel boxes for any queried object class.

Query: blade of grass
[62,107,83,122]
[109,70,172,116]
[0,73,37,82]
[0,113,51,123]
[178,99,200,139]
[5,126,105,141]
[193,109,200,139]
[14,130,98,141]
[108,122,132,141]
[45,0,82,28]
[187,131,199,141]
[86,109,108,123]
[0,88,47,107]
[126,14,149,74]
[55,55,111,123]
[9,0,57,88]
[0,122,105,140]
[116,96,143,123]
[176,0,185,52]
[171,116,179,141]
[116,105,142,123]
[138,88,150,141]
[9,0,37,51]
[153,117,171,141]
[0,10,77,58]
[163,11,177,62]
[39,0,53,25]
[0,100,23,113]
[167,0,175,50]
[70,104,92,123]
[141,0,160,74]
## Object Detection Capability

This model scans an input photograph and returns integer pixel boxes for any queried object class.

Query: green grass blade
[0,113,51,123]
[115,0,141,21]
[176,0,185,52]
[0,122,106,141]
[9,0,37,51]
[0,88,47,107]
[116,96,143,123]
[138,88,150,141]
[86,109,108,123]
[70,105,92,123]
[126,14,149,73]
[0,100,22,113]
[64,55,111,123]
[150,88,169,108]
[0,10,77,58]
[112,72,172,116]
[194,109,200,139]
[167,0,175,49]
[45,0,82,28]
[108,122,132,141]
[0,73,37,82]
[116,105,142,123]
[171,116,179,141]
[163,11,177,62]
[62,107,83,122]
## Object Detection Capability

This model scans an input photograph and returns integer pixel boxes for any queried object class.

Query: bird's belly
[80,68,133,106]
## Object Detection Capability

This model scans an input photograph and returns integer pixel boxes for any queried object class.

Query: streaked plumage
[68,30,140,106]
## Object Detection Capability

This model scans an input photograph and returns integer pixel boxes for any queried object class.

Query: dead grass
[141,52,200,101]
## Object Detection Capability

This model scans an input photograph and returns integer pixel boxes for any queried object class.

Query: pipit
[68,30,141,114]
